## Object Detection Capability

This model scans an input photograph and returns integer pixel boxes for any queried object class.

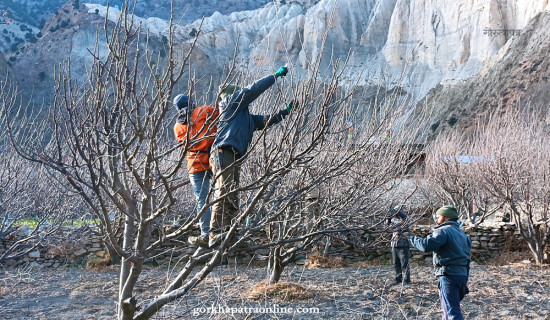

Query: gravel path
[1,262,549,319]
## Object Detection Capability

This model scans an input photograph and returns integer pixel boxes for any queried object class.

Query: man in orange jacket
[173,94,219,247]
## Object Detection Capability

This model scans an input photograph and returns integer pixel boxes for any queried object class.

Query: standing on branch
[208,66,294,248]
[409,205,471,320]
[173,94,219,248]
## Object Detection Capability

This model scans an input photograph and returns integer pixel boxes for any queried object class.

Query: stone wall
[0,223,519,269]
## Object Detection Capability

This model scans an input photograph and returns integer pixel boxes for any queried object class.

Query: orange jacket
[174,105,218,173]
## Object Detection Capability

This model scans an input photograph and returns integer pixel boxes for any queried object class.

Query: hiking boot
[208,232,247,249]
[208,232,224,248]
[187,236,209,248]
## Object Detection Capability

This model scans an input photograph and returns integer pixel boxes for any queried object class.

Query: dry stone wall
[0,223,519,269]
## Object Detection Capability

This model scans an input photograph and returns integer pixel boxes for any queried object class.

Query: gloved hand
[285,100,298,112]
[275,66,288,78]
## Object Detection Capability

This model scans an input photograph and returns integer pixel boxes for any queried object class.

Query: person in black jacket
[387,205,411,285]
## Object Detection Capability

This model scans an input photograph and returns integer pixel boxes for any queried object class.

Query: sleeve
[174,123,188,144]
[252,108,289,131]
[409,229,447,253]
[237,74,277,109]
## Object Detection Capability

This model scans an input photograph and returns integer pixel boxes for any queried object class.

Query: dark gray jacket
[389,211,410,248]
[212,75,288,156]
[409,221,471,277]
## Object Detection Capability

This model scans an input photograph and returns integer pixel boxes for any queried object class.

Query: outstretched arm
[409,230,447,253]
[252,108,289,131]
[236,67,288,109]
[236,74,277,108]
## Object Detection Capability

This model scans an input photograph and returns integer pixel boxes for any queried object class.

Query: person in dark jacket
[208,66,293,248]
[409,205,471,320]
[387,205,410,285]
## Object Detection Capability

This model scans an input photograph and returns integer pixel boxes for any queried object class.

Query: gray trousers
[392,246,410,283]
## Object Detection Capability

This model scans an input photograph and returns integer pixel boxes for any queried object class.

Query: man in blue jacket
[208,66,292,248]
[409,205,471,320]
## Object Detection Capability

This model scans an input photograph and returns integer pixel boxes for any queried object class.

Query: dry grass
[305,253,344,269]
[245,280,314,301]
[488,236,532,266]
[85,254,112,271]
[349,259,387,268]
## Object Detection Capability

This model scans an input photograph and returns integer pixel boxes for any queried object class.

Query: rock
[28,251,40,259]
[295,259,306,265]
[254,248,270,255]
[95,251,107,257]
[74,249,87,257]
[5,259,17,266]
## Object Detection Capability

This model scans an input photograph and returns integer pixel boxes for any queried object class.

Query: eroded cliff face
[420,9,550,140]
[168,0,550,101]
[8,0,550,118]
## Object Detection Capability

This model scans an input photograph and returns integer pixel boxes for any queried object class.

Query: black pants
[392,246,410,283]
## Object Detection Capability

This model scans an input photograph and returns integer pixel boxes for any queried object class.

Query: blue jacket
[409,221,471,277]
[212,74,289,156]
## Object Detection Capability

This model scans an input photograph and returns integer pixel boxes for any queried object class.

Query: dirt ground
[1,261,550,319]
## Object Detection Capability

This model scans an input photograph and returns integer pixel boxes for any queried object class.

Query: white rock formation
[163,0,550,101]
[12,0,550,107]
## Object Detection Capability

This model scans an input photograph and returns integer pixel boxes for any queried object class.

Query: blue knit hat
[173,94,195,111]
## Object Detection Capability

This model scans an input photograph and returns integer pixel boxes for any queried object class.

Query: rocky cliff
[421,9,550,139]
[6,0,550,129]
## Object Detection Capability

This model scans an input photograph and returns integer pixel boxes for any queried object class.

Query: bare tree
[0,81,67,263]
[422,132,503,226]
[473,106,550,264]
[425,104,550,264]
[2,2,429,319]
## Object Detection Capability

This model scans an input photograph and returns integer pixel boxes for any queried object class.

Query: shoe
[188,236,209,248]
[209,232,247,249]
[208,232,224,248]
[391,280,402,286]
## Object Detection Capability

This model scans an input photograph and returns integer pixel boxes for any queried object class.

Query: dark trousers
[392,246,410,283]
[439,275,468,320]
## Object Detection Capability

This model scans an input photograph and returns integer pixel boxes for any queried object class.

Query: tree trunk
[526,240,544,265]
[268,247,283,285]
[104,241,121,265]
[119,213,137,320]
